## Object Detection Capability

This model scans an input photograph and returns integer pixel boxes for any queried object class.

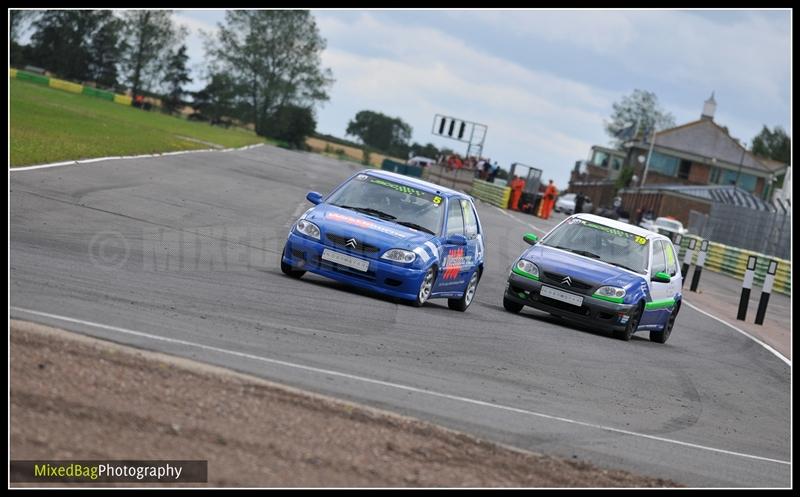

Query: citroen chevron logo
[345,238,357,248]
[562,275,572,286]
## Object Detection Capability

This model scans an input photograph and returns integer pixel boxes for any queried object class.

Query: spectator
[488,162,500,183]
[575,192,585,214]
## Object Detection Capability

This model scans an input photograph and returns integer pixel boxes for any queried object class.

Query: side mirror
[446,233,467,246]
[652,271,671,283]
[306,191,323,205]
[523,233,538,245]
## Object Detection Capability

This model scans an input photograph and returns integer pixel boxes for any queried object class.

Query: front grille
[539,295,592,316]
[317,258,376,281]
[542,271,594,294]
[325,233,381,254]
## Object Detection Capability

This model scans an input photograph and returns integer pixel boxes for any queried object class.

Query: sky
[22,9,793,188]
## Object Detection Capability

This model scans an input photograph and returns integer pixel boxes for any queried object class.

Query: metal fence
[687,203,790,260]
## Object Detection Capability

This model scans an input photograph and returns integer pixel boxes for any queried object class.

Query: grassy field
[10,78,266,167]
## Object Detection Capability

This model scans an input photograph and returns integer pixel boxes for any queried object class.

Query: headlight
[595,286,626,300]
[515,259,539,278]
[381,249,416,264]
[295,219,320,240]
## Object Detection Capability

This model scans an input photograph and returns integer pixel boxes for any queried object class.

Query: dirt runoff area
[10,320,679,488]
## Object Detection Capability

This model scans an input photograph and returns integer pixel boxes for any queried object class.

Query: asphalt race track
[10,146,791,487]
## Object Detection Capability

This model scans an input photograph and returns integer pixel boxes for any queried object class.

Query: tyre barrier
[11,68,133,107]
[675,234,790,296]
[470,179,511,209]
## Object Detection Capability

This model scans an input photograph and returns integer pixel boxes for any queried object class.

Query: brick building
[569,93,789,212]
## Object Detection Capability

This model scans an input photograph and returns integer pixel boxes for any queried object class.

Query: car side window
[651,240,667,276]
[664,241,678,276]
[446,198,465,235]
[461,199,479,238]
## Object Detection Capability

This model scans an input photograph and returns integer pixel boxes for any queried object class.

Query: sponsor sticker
[326,212,409,238]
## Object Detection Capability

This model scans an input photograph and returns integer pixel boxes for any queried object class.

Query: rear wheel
[411,267,435,307]
[503,295,524,313]
[280,245,305,279]
[650,303,680,344]
[613,303,643,341]
[448,271,479,312]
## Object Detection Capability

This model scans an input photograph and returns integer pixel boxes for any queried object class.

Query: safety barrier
[48,78,83,94]
[470,179,511,209]
[11,68,134,107]
[82,86,115,101]
[675,235,790,296]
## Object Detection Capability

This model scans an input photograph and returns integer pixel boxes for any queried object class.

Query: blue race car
[281,169,485,310]
[503,213,682,343]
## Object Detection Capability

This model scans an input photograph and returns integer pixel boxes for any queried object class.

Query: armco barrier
[49,78,83,94]
[675,234,790,296]
[114,94,133,106]
[470,179,511,209]
[82,86,115,101]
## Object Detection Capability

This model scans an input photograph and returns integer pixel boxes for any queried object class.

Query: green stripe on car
[512,266,539,281]
[592,293,624,304]
[645,298,675,310]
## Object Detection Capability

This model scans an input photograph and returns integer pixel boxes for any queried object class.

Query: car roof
[362,169,469,199]
[572,213,673,242]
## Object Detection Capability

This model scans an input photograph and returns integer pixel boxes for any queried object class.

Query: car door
[433,198,468,293]
[460,198,482,278]
[642,239,673,329]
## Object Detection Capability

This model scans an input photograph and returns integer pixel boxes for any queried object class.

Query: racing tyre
[650,302,680,344]
[411,267,436,307]
[613,302,643,341]
[280,245,305,279]
[448,271,479,312]
[503,296,524,313]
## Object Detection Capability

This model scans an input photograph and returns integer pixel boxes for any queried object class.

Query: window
[664,242,678,276]
[461,199,479,238]
[678,160,692,180]
[737,174,758,193]
[610,156,623,171]
[593,150,609,168]
[651,240,667,276]
[649,151,679,177]
[710,166,721,184]
[446,198,465,235]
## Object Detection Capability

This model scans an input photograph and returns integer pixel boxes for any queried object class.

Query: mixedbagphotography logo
[88,231,130,270]
[10,460,208,483]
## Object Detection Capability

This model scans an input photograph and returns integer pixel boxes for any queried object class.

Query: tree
[161,44,192,114]
[751,125,790,166]
[121,10,182,97]
[206,10,333,137]
[260,105,317,149]
[10,10,39,44]
[86,12,126,89]
[191,73,236,123]
[605,89,676,149]
[346,110,412,157]
[28,10,117,82]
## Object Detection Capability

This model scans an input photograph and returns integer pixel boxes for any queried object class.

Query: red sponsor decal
[443,248,464,280]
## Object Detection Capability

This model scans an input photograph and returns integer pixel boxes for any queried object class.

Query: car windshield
[541,217,649,274]
[656,219,682,230]
[326,174,444,235]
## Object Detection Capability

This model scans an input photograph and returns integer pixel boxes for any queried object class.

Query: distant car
[554,193,593,214]
[503,213,683,343]
[640,217,687,241]
[281,169,485,311]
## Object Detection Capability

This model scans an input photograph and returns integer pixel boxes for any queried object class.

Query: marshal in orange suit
[540,180,558,220]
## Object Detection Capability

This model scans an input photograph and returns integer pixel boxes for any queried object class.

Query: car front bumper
[505,271,635,332]
[283,232,428,301]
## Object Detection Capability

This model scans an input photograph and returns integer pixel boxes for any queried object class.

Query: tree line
[10,10,334,148]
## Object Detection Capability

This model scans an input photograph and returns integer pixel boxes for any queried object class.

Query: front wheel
[613,303,643,341]
[411,267,436,307]
[448,271,479,312]
[503,295,524,313]
[280,245,305,279]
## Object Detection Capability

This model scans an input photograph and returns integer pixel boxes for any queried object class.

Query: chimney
[701,91,716,121]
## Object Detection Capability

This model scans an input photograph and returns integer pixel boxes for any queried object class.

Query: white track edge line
[10,306,790,467]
